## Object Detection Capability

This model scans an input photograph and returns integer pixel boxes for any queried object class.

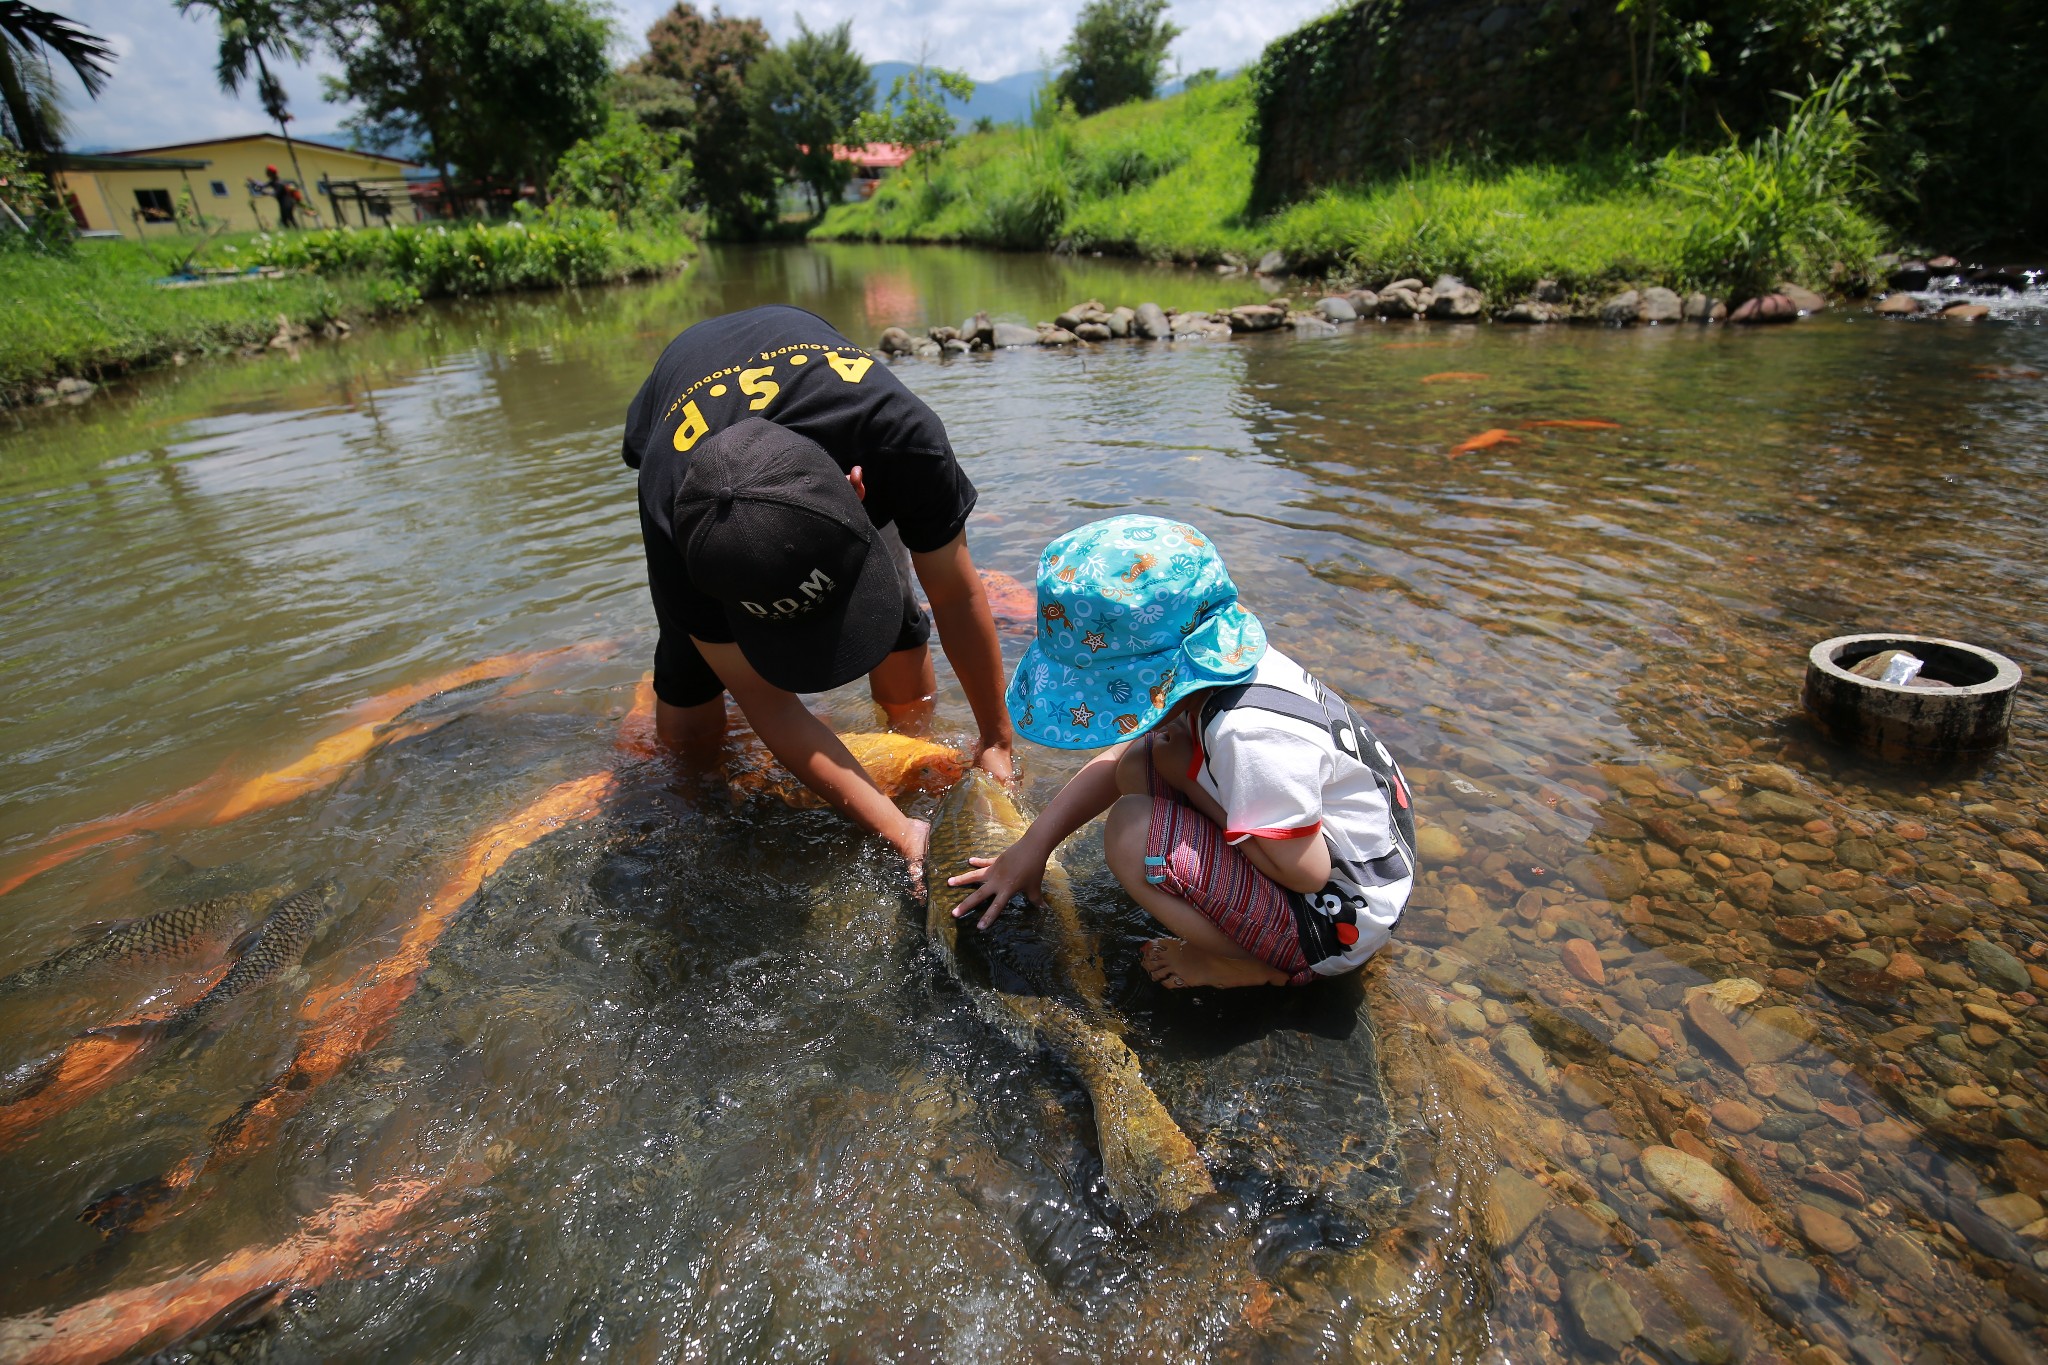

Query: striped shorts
[1143,769,1314,986]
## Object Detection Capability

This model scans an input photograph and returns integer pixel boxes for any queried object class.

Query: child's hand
[945,843,1047,930]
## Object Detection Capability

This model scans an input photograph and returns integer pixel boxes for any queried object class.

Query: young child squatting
[947,515,1417,990]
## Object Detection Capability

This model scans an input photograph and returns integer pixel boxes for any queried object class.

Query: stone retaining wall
[1252,0,1633,208]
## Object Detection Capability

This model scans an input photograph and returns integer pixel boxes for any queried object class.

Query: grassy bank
[814,76,1884,301]
[2,214,695,405]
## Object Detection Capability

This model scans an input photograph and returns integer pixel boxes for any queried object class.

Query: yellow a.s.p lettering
[825,351,872,384]
[672,399,709,452]
[739,365,780,412]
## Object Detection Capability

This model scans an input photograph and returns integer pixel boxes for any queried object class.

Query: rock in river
[1566,1271,1643,1352]
[1316,295,1359,322]
[1495,1025,1554,1093]
[1797,1203,1860,1255]
[1641,1146,1742,1225]
[1132,302,1169,340]
[1565,854,1641,900]
[1416,825,1464,863]
[991,322,1040,348]
[1970,939,2032,993]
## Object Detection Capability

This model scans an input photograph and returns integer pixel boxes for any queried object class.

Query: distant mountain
[863,63,1238,130]
[867,62,1048,128]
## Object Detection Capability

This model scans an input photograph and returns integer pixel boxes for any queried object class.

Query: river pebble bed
[0,244,2042,1363]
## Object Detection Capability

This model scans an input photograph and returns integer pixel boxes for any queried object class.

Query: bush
[242,210,689,299]
[549,111,686,223]
[1661,75,1881,296]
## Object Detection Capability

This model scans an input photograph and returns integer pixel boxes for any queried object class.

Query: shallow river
[0,243,2044,1364]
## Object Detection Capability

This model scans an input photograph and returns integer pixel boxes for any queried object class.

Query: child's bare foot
[1141,939,1287,990]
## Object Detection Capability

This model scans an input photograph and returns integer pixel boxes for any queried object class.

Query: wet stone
[1977,1317,2047,1365]
[1497,1025,1555,1092]
[1417,825,1465,863]
[1562,938,1605,985]
[1797,1204,1861,1254]
[1612,1025,1662,1064]
[1871,1230,1936,1281]
[1972,940,2033,994]
[1566,855,1642,900]
[1744,790,1823,823]
[1761,1254,1822,1298]
[1641,1145,1742,1225]
[1982,1193,2046,1231]
[1549,1205,1613,1249]
[1493,1168,1552,1246]
[1565,1271,1644,1352]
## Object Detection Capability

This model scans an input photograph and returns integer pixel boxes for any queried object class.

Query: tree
[176,0,312,194]
[318,0,610,203]
[1053,0,1180,115]
[747,16,871,217]
[628,4,777,234]
[549,107,682,220]
[853,64,974,180]
[0,2,114,180]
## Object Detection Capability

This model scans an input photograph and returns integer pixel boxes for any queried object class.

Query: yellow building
[57,132,422,238]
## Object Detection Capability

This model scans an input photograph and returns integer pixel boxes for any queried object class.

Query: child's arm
[1237,828,1332,895]
[945,741,1130,928]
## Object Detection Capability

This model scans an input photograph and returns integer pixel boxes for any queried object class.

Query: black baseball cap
[672,417,905,693]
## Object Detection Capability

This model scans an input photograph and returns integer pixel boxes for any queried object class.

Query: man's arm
[910,532,1015,782]
[691,638,929,875]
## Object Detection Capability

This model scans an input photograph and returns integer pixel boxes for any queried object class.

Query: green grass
[815,75,1884,300]
[2,214,695,404]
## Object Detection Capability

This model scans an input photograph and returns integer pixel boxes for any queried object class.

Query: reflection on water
[0,243,2044,1362]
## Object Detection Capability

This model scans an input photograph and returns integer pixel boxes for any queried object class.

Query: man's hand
[945,839,1047,929]
[973,736,1015,786]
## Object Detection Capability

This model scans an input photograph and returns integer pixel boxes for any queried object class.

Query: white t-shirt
[1188,648,1414,974]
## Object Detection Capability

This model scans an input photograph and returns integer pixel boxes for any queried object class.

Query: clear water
[0,243,2044,1364]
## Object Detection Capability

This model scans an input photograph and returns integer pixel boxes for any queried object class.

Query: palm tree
[177,0,309,197]
[0,2,115,180]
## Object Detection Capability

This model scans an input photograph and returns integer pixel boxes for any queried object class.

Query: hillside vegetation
[813,76,1884,301]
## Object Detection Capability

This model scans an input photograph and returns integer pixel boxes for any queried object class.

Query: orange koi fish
[1522,419,1623,431]
[0,964,233,1154]
[1421,371,1489,383]
[613,676,659,762]
[728,731,965,809]
[977,569,1038,632]
[0,644,602,900]
[1448,429,1521,457]
[0,1178,443,1364]
[82,767,619,1237]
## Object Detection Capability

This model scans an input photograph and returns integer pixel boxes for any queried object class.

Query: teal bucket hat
[1007,515,1266,750]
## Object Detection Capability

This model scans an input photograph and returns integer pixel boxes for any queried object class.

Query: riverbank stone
[1228,304,1285,333]
[1639,287,1683,323]
[1131,303,1168,340]
[878,326,915,354]
[1600,291,1641,325]
[1779,283,1828,313]
[1429,278,1485,319]
[1731,294,1799,324]
[1316,296,1359,322]
[991,322,1039,347]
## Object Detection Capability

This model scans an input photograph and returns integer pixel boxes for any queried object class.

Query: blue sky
[60,0,1333,151]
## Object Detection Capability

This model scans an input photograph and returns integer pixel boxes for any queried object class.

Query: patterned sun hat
[1007,515,1266,749]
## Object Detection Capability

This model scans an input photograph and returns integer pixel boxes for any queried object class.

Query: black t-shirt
[624,305,976,698]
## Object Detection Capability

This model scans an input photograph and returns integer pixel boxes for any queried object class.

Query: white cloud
[54,0,1330,150]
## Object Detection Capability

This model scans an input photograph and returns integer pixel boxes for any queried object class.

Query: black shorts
[658,537,931,708]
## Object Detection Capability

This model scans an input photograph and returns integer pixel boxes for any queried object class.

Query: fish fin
[83,1017,176,1044]
[227,922,269,958]
[70,917,136,943]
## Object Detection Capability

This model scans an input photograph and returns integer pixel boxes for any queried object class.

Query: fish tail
[1037,1005,1213,1223]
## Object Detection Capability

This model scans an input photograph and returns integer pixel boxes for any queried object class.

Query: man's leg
[868,523,936,723]
[654,695,728,766]
[869,644,936,720]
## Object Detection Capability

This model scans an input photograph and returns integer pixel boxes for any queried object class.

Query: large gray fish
[166,879,343,1035]
[926,771,1215,1223]
[0,886,282,997]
